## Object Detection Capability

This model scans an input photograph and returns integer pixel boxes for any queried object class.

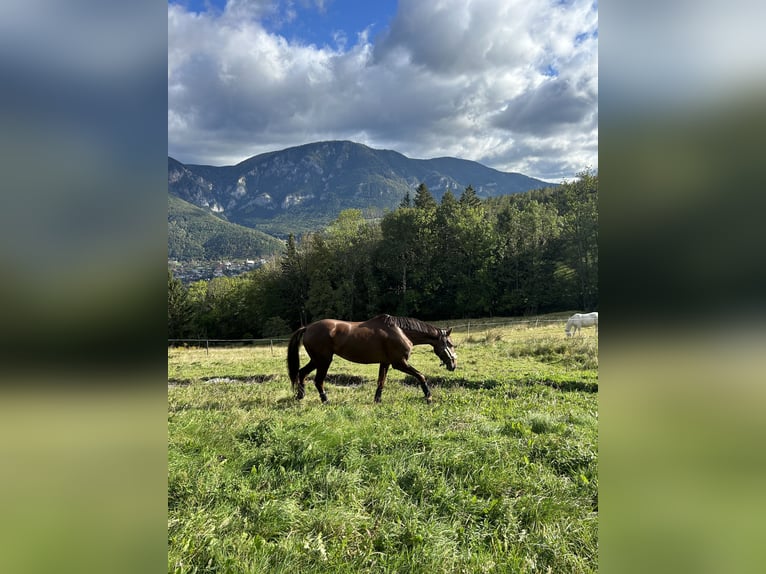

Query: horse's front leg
[392,361,432,404]
[374,363,390,403]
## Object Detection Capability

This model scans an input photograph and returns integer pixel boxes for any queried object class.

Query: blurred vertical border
[0,2,167,574]
[601,1,766,572]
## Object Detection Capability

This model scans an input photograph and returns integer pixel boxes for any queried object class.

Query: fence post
[270,340,274,356]
[206,339,209,355]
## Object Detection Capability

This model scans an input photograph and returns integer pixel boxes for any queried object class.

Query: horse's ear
[446,327,452,336]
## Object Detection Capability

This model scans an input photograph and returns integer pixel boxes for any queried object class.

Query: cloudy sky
[168,0,598,182]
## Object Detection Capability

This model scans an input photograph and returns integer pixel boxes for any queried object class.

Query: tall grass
[169,320,597,572]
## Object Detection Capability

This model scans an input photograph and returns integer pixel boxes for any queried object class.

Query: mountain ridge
[168,140,554,237]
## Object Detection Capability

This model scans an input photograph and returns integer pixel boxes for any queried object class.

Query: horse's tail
[287,326,307,391]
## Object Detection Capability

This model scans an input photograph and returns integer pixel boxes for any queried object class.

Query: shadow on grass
[171,372,597,394]
[168,378,194,386]
[402,375,598,393]
[402,375,502,390]
[325,374,367,386]
[530,379,598,393]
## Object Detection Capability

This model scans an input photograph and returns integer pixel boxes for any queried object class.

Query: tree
[305,234,339,319]
[324,210,380,319]
[440,189,457,209]
[377,209,421,315]
[201,276,250,338]
[237,260,279,338]
[168,270,193,339]
[280,233,310,326]
[435,190,495,316]
[167,174,597,335]
[399,190,412,208]
[413,182,437,211]
[186,280,208,337]
[559,170,598,310]
[261,316,291,337]
[459,184,481,209]
[495,199,561,314]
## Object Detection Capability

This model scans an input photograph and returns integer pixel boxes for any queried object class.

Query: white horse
[565,312,598,337]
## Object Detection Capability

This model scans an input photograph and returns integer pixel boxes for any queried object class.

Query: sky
[168,0,598,182]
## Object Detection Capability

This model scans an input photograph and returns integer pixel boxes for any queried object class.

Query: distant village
[169,258,268,283]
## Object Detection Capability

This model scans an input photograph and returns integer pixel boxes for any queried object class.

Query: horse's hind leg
[374,363,390,403]
[295,359,316,400]
[393,361,432,404]
[313,358,333,403]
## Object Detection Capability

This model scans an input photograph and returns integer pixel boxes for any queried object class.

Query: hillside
[168,141,554,236]
[168,194,284,261]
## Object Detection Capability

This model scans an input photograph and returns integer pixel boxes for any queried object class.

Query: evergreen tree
[496,200,561,315]
[431,191,461,316]
[440,189,458,210]
[399,190,412,208]
[377,209,421,315]
[280,233,310,326]
[413,183,437,211]
[452,193,495,316]
[459,184,481,209]
[305,234,338,319]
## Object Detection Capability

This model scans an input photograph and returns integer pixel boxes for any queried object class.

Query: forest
[168,171,597,340]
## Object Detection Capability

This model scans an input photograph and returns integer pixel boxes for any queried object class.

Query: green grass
[168,320,597,573]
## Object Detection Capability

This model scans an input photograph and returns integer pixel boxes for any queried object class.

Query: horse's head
[434,328,457,371]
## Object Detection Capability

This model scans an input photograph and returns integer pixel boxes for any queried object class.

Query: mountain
[168,193,284,261]
[168,141,553,236]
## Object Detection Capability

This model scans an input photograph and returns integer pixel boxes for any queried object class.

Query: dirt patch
[168,374,282,386]
[325,374,367,386]
[202,374,281,384]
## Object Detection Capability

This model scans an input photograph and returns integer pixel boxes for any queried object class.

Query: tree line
[168,171,597,340]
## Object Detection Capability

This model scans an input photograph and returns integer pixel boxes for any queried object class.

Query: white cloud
[168,0,598,181]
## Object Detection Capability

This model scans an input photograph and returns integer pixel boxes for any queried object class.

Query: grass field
[168,318,598,573]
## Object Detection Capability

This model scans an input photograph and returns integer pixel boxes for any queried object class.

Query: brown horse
[287,314,456,403]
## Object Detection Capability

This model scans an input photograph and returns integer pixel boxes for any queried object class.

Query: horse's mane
[381,314,441,337]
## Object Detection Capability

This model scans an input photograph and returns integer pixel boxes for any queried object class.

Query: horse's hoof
[425,396,433,404]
